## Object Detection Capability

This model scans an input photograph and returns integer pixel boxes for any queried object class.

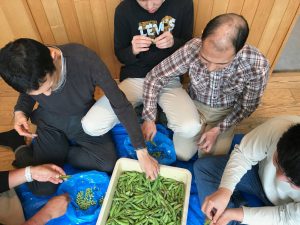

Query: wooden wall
[0,0,299,78]
[193,0,300,72]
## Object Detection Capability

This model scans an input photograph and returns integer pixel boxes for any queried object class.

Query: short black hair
[0,38,55,93]
[277,124,300,187]
[201,13,249,53]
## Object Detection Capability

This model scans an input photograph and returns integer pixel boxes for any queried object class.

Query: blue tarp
[16,124,263,225]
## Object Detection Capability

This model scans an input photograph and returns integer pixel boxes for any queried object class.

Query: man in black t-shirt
[81,0,194,155]
[0,38,159,195]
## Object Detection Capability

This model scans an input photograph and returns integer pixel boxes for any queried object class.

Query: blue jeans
[193,155,273,225]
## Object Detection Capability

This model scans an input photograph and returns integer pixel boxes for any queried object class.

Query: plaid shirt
[142,38,270,132]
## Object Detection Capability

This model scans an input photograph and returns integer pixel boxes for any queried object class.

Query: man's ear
[49,48,57,61]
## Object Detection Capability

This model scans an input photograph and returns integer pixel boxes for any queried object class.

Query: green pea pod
[149,140,157,146]
[59,175,71,180]
[204,218,211,225]
[114,218,129,225]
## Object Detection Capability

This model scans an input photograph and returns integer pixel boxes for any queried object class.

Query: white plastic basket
[96,158,192,225]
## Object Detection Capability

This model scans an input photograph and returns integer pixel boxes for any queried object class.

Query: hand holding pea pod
[136,148,159,180]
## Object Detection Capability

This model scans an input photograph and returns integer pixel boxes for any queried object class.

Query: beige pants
[81,78,202,161]
[194,101,235,157]
[0,189,25,225]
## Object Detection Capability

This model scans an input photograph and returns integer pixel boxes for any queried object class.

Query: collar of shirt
[51,47,67,92]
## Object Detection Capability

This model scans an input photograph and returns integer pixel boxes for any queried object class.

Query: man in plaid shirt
[142,13,270,160]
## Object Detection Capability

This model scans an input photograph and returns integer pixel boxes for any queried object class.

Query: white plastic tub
[96,158,192,225]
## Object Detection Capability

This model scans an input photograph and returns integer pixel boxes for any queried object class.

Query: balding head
[201,13,249,53]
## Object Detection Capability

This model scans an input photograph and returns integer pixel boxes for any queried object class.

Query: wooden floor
[1,72,300,171]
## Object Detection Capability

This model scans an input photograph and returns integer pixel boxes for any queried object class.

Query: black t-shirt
[114,0,194,81]
[0,171,9,193]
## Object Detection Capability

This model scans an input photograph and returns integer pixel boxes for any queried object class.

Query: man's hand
[131,35,152,55]
[214,208,244,225]
[198,127,220,153]
[41,194,70,219]
[14,111,37,138]
[202,187,232,223]
[154,31,174,49]
[136,148,159,180]
[31,164,66,184]
[142,120,157,141]
[23,194,70,225]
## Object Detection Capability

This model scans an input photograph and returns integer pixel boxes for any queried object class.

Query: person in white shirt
[194,115,300,225]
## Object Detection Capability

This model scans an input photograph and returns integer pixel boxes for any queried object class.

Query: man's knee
[28,181,58,196]
[175,121,202,137]
[176,151,197,162]
[194,155,228,182]
[193,156,220,180]
[100,156,117,173]
[67,142,117,173]
[70,154,116,173]
[193,157,210,175]
[81,116,113,136]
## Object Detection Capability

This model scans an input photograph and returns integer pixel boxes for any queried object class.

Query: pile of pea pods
[106,171,185,225]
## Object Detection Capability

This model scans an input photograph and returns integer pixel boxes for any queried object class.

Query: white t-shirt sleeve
[219,118,276,191]
[242,202,300,225]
